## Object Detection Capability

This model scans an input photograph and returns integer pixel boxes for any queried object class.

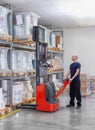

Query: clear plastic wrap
[13,13,39,40]
[45,29,51,46]
[12,50,35,76]
[51,33,56,47]
[48,56,63,72]
[12,50,26,76]
[23,80,33,101]
[1,80,10,105]
[0,48,8,69]
[13,25,25,40]
[0,88,5,109]
[12,82,24,105]
[0,48,12,76]
[27,52,35,74]
[0,6,11,37]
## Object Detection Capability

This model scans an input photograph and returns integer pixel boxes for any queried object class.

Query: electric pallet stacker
[17,26,70,112]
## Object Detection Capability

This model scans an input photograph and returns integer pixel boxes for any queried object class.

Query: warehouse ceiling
[1,0,95,29]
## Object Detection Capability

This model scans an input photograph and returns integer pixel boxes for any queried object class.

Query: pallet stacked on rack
[80,74,91,97]
[0,88,5,116]
[90,76,95,93]
[48,32,64,52]
[12,50,36,77]
[0,86,11,117]
[0,6,12,42]
[48,56,63,73]
[13,12,39,46]
[1,79,35,109]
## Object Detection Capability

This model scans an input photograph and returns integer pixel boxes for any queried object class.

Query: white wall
[64,27,95,76]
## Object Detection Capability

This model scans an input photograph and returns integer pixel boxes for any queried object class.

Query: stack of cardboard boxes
[90,76,95,93]
[80,74,91,96]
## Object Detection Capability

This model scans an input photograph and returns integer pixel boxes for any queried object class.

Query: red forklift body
[36,80,69,112]
[36,84,59,112]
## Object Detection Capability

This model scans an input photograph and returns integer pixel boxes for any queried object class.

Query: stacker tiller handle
[55,79,70,98]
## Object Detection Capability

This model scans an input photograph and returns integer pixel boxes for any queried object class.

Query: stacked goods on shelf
[13,12,40,45]
[1,80,9,105]
[45,28,51,47]
[80,74,91,97]
[27,52,36,75]
[55,36,63,51]
[0,88,5,116]
[23,80,34,103]
[0,6,12,41]
[51,33,56,48]
[48,56,63,72]
[50,74,63,91]
[48,32,64,52]
[0,48,12,76]
[12,81,24,105]
[12,50,26,76]
[12,50,35,76]
[0,81,11,115]
[1,80,34,106]
[90,76,95,93]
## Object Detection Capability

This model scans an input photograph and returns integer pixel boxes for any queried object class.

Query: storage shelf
[0,76,11,80]
[48,50,64,54]
[48,71,64,75]
[0,40,11,46]
[0,75,36,80]
[13,43,36,51]
[12,75,36,80]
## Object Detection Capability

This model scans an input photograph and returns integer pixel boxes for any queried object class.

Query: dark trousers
[69,81,81,106]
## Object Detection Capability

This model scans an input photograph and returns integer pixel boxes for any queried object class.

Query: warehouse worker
[66,55,81,109]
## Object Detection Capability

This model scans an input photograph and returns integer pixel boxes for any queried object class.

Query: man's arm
[70,69,80,81]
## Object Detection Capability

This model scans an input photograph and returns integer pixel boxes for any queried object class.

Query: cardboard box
[56,36,60,44]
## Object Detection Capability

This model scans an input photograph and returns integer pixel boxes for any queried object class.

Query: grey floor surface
[0,94,95,130]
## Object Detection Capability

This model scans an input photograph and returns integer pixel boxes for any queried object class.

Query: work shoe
[76,105,81,109]
[66,104,74,107]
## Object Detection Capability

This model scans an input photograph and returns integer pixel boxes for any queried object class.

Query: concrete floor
[0,94,95,130]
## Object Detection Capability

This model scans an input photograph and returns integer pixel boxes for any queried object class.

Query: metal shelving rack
[0,4,64,113]
[47,30,64,82]
[0,41,64,112]
[0,39,36,111]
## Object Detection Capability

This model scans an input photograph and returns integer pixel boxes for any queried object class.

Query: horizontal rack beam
[0,40,11,46]
[13,43,36,51]
[48,50,63,54]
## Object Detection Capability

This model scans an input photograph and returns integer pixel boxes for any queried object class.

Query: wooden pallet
[13,36,35,46]
[48,68,63,73]
[12,71,28,77]
[13,41,34,46]
[81,93,92,97]
[12,71,36,77]
[12,102,23,110]
[0,73,6,77]
[48,47,64,52]
[28,71,36,75]
[92,91,95,94]
[0,71,12,77]
[0,109,5,117]
[23,97,36,104]
[5,105,11,114]
[12,97,36,109]
[0,35,12,42]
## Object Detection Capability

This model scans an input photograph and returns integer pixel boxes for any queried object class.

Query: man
[66,55,81,109]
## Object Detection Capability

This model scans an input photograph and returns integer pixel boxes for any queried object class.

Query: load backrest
[45,82,56,103]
